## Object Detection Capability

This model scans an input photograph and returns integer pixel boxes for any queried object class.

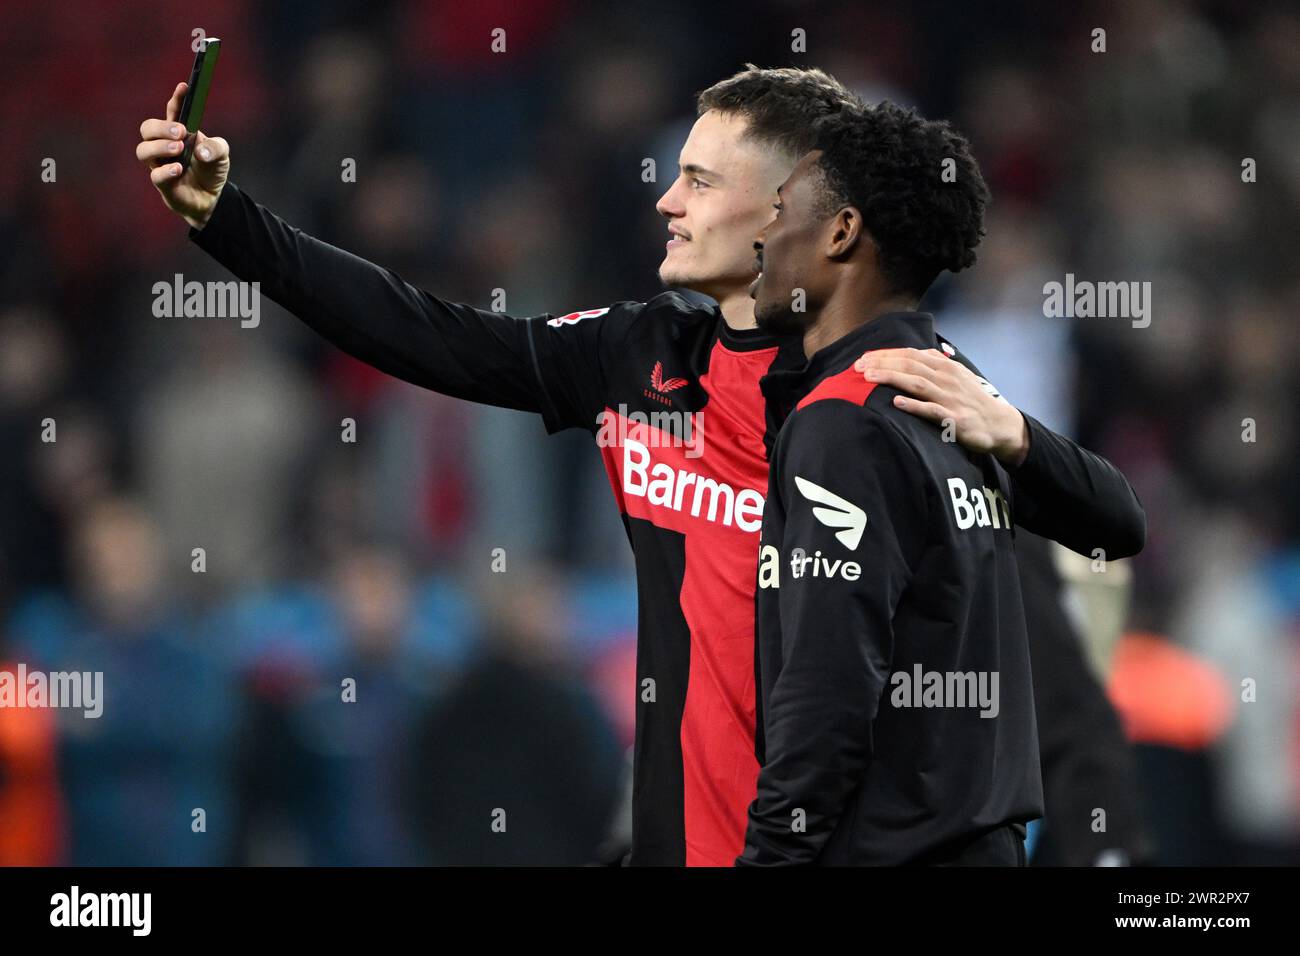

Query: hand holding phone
[136,39,231,230]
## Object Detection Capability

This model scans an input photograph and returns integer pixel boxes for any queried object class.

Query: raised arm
[187,180,555,412]
[137,81,621,432]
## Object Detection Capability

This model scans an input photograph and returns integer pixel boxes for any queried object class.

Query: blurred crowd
[0,0,1296,864]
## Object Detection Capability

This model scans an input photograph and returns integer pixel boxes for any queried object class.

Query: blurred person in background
[1017,531,1151,865]
[402,567,623,866]
[0,628,65,866]
[228,545,433,865]
[134,320,318,599]
[0,308,89,600]
[7,496,235,865]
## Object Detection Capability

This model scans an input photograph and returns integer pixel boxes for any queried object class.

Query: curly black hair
[812,101,990,298]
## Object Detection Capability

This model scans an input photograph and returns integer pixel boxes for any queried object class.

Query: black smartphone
[177,37,222,170]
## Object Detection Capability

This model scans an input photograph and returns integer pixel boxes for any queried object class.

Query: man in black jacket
[740,102,1078,865]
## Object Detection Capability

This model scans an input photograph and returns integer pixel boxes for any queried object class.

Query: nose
[656,177,685,220]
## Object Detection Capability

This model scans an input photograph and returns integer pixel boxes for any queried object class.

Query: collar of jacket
[760,310,936,416]
[803,310,937,380]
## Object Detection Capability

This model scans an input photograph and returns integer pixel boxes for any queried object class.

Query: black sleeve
[1007,413,1146,559]
[739,406,925,866]
[189,182,634,433]
[938,342,1145,559]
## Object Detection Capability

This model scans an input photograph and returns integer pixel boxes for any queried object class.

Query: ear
[825,205,862,261]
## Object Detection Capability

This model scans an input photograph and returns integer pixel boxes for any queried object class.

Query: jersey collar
[759,311,937,421]
[716,318,789,352]
[802,311,937,381]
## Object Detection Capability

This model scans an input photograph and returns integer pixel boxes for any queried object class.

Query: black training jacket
[740,312,1045,866]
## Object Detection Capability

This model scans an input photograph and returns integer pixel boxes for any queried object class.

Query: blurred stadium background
[0,0,1297,865]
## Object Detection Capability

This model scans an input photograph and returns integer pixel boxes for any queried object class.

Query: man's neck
[802,289,919,359]
[717,288,758,330]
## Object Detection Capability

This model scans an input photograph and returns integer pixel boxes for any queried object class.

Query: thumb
[193,130,212,163]
[192,131,228,166]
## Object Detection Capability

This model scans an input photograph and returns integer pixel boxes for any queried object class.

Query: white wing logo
[794,476,867,551]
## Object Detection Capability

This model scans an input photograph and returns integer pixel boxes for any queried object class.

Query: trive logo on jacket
[759,476,865,589]
[758,544,863,589]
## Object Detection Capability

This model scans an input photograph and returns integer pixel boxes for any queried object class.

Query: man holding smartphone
[137,65,1144,865]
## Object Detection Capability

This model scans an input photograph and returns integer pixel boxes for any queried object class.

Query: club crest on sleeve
[547,307,610,327]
